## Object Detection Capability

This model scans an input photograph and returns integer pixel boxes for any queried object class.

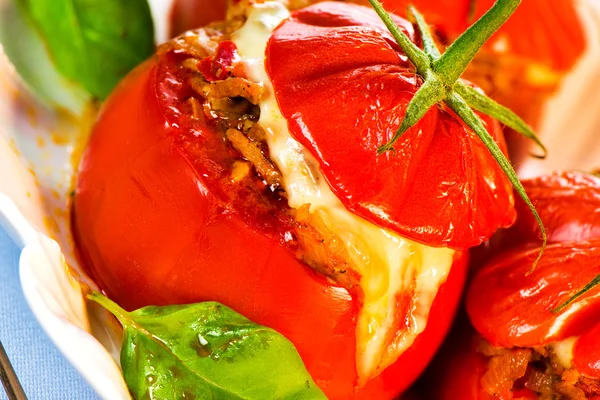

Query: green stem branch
[434,0,521,84]
[408,6,441,60]
[368,0,547,268]
[455,83,547,158]
[367,0,430,74]
[446,93,547,269]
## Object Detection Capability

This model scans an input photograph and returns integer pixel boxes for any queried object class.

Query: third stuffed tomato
[73,1,517,398]
[432,172,600,399]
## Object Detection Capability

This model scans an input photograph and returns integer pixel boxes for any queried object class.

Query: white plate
[0,1,599,398]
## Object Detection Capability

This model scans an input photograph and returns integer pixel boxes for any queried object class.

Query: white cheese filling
[231,1,455,382]
[551,337,577,370]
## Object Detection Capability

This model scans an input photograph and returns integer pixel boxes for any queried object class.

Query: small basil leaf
[0,0,90,114]
[89,294,326,400]
[18,0,155,100]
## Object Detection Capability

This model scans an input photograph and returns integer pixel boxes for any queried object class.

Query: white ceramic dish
[0,1,599,398]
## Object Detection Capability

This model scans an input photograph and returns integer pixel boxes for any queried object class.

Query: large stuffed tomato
[73,2,516,398]
[431,172,600,399]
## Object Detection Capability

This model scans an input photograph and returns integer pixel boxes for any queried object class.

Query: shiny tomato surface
[468,240,600,348]
[494,172,600,251]
[73,55,470,399]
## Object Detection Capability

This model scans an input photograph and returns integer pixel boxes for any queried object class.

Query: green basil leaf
[17,0,155,100]
[89,293,327,400]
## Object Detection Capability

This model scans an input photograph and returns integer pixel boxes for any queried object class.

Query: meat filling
[157,23,362,292]
[478,339,600,399]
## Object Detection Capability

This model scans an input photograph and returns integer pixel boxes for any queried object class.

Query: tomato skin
[495,172,600,250]
[471,171,600,270]
[574,322,600,379]
[73,57,469,399]
[467,240,600,348]
[267,2,515,250]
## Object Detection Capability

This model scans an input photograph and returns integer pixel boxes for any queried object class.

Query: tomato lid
[266,2,516,248]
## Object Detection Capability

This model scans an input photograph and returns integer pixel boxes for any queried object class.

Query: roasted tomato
[73,2,516,398]
[430,172,600,399]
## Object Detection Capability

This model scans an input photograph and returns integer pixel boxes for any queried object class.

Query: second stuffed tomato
[73,2,517,398]
[430,172,600,399]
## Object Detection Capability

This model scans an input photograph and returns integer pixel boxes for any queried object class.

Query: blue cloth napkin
[0,227,99,400]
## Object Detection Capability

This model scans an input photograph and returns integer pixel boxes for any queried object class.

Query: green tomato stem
[434,0,521,85]
[445,92,547,270]
[367,0,430,74]
[378,71,445,153]
[455,83,547,158]
[368,0,548,268]
[408,6,441,60]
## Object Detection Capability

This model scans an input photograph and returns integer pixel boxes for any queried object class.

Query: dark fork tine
[0,339,27,400]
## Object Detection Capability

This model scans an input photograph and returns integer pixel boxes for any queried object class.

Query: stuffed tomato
[432,172,600,399]
[73,1,519,398]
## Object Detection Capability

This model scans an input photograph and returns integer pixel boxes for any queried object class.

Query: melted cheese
[231,2,455,382]
[551,337,577,369]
